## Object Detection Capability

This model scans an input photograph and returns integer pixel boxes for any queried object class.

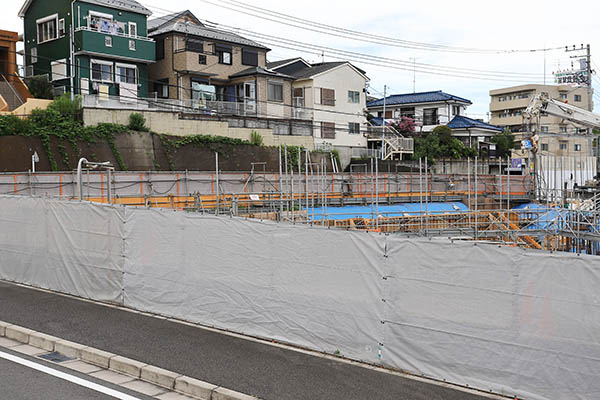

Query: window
[105,36,112,47]
[574,94,582,102]
[129,40,136,51]
[37,14,58,43]
[559,126,567,133]
[191,79,216,103]
[423,108,438,125]
[498,96,506,102]
[559,93,567,100]
[268,81,283,102]
[198,55,206,65]
[452,105,461,116]
[51,59,67,81]
[540,126,548,132]
[541,143,548,151]
[116,64,136,84]
[400,107,415,119]
[186,39,204,53]
[574,144,581,151]
[216,45,232,65]
[58,19,65,36]
[321,88,335,106]
[30,47,37,64]
[91,60,113,82]
[156,38,164,60]
[321,122,335,139]
[155,78,169,98]
[348,90,360,103]
[293,87,304,107]
[559,141,568,150]
[128,22,137,37]
[348,122,360,134]
[89,12,124,35]
[242,49,258,66]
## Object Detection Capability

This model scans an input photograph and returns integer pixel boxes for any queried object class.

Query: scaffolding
[1,155,597,256]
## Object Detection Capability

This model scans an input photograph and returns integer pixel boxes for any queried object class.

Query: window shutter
[321,88,335,106]
[242,49,258,66]
[321,122,335,139]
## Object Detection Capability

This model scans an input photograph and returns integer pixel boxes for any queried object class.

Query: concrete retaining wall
[83,108,314,149]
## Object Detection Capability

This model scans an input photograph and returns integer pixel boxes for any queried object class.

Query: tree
[412,125,476,162]
[24,75,54,99]
[391,117,415,135]
[492,127,515,158]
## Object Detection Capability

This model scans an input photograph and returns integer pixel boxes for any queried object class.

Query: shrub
[48,93,82,120]
[250,130,263,146]
[128,113,148,131]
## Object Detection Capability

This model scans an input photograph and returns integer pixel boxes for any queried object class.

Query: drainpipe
[70,0,75,98]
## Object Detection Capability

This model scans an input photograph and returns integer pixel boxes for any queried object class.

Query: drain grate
[38,352,75,363]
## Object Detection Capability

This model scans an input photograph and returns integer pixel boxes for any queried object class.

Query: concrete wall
[83,108,314,149]
[0,98,52,116]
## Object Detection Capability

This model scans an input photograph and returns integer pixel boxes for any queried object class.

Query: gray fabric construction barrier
[1,195,599,400]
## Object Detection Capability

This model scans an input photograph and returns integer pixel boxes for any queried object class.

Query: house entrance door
[244,82,256,115]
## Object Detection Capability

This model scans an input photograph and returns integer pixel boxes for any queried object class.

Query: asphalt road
[0,280,499,400]
[0,345,154,400]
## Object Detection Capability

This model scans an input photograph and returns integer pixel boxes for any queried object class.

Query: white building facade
[366,91,472,133]
[269,59,369,153]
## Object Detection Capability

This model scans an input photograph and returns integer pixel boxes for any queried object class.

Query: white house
[367,91,472,133]
[268,58,369,158]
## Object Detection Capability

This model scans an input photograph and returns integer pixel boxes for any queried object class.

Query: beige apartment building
[489,84,592,134]
[490,84,595,158]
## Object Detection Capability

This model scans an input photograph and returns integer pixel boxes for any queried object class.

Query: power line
[143,4,548,82]
[192,0,563,55]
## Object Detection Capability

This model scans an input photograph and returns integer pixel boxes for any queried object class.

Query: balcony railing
[82,94,314,120]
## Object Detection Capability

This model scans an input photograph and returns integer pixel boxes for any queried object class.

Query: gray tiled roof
[147,10,202,31]
[148,19,269,50]
[229,66,293,79]
[266,58,304,69]
[289,62,347,79]
[78,0,152,16]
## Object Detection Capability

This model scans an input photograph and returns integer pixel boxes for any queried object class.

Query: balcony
[82,94,314,121]
[74,27,154,63]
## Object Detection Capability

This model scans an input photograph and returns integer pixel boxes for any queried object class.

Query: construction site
[2,149,598,255]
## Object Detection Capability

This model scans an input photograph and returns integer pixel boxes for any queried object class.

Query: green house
[18,0,155,98]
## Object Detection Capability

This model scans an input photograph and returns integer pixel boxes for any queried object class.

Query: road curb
[0,320,260,400]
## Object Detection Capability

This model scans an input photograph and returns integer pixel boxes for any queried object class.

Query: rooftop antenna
[321,51,324,63]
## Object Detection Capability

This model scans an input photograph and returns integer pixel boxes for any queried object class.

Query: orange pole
[59,174,63,197]
[101,174,104,202]
[243,173,247,192]
[140,173,144,195]
[13,175,17,194]
[176,173,180,196]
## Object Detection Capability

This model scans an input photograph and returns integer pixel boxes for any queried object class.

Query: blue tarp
[306,202,468,221]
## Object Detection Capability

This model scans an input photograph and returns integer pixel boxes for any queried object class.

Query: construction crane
[524,92,600,135]
[522,92,600,197]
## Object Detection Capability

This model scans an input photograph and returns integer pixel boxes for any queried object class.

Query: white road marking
[0,349,142,400]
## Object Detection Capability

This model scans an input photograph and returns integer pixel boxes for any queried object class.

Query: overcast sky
[4,0,600,119]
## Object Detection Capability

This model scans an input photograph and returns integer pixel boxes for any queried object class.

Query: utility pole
[381,85,386,160]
